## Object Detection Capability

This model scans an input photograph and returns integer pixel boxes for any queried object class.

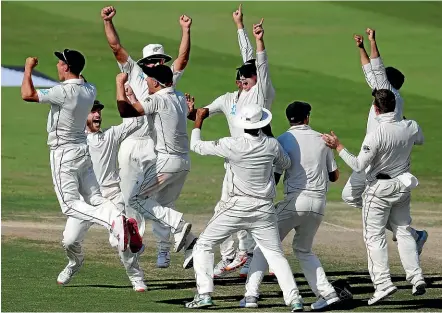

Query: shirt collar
[155,87,174,95]
[62,78,84,85]
[375,112,396,123]
[289,124,311,131]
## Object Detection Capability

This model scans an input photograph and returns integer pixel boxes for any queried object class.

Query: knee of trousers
[294,247,313,258]
[62,237,82,250]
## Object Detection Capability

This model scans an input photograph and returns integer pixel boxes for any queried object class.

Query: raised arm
[253,18,275,110]
[173,15,192,72]
[366,28,391,90]
[233,4,254,63]
[354,34,377,90]
[101,6,129,65]
[21,57,39,102]
[116,73,144,117]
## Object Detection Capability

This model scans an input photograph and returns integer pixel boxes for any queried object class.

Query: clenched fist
[354,34,364,48]
[366,28,375,41]
[101,6,116,21]
[179,14,192,29]
[25,57,38,69]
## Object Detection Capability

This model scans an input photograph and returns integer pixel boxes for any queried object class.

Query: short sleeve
[37,85,66,106]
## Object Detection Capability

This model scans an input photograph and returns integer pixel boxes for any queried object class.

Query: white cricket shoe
[368,285,397,305]
[239,296,259,308]
[214,259,234,278]
[174,222,192,253]
[157,251,171,268]
[226,250,248,271]
[132,279,147,292]
[239,253,253,278]
[111,215,129,252]
[412,280,426,296]
[416,230,428,256]
[311,291,340,311]
[57,262,83,285]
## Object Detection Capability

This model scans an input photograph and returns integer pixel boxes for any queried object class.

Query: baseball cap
[286,101,312,123]
[137,44,172,67]
[142,64,173,87]
[91,100,104,112]
[236,59,257,78]
[54,49,85,75]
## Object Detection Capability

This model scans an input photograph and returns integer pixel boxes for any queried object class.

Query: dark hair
[386,66,405,90]
[244,128,260,137]
[236,70,240,81]
[286,101,311,124]
[372,89,396,113]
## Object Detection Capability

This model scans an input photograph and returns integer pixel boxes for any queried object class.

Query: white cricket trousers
[218,167,255,260]
[118,137,172,252]
[50,145,122,241]
[63,188,144,281]
[246,190,335,298]
[342,171,419,241]
[128,154,194,244]
[362,178,424,289]
[193,195,300,305]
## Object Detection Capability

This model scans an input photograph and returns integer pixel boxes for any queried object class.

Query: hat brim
[91,104,104,111]
[137,54,172,66]
[54,51,67,63]
[232,108,272,130]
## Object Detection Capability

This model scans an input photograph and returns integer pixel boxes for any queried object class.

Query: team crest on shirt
[230,103,237,115]
[363,145,370,152]
[213,139,220,146]
[40,89,49,95]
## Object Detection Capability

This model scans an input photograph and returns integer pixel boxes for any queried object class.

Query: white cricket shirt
[118,56,184,141]
[362,57,404,134]
[191,129,291,200]
[87,117,143,193]
[276,125,337,196]
[204,49,275,138]
[140,87,189,156]
[339,112,424,182]
[37,78,96,150]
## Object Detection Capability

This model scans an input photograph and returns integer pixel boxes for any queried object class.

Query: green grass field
[2,1,442,312]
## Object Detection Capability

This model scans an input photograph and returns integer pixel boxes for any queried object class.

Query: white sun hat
[137,44,172,66]
[232,106,272,130]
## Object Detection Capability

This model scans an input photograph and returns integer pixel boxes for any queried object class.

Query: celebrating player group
[20,3,429,312]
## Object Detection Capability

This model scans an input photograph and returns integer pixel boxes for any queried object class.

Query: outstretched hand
[253,18,264,40]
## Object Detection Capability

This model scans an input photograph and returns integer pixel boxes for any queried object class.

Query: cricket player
[242,101,341,311]
[101,6,196,268]
[344,29,428,252]
[185,105,304,311]
[323,89,427,305]
[20,50,143,255]
[187,10,275,278]
[114,66,193,255]
[56,100,147,291]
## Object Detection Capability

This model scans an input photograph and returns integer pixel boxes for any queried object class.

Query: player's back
[226,134,283,199]
[367,114,423,181]
[45,79,97,149]
[146,87,189,156]
[278,125,335,196]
